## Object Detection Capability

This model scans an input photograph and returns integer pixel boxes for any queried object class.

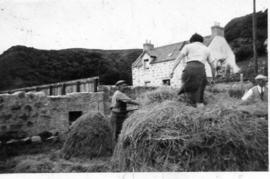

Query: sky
[0,0,268,54]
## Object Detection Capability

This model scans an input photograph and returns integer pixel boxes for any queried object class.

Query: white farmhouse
[132,24,240,87]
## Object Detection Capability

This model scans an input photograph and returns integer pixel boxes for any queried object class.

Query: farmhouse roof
[132,35,213,68]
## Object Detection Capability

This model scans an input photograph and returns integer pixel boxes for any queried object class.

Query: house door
[68,111,82,125]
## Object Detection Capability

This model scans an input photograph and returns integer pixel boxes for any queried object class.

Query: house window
[162,79,171,86]
[144,81,151,86]
[144,59,150,69]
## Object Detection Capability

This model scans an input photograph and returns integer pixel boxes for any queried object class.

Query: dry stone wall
[0,91,104,139]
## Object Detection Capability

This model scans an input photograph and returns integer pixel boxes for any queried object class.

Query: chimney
[143,40,154,51]
[211,22,224,37]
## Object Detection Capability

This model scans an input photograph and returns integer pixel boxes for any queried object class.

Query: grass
[0,142,114,173]
[0,140,63,161]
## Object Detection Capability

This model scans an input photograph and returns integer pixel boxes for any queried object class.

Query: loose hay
[140,87,226,106]
[61,112,112,159]
[113,99,268,171]
[139,87,178,105]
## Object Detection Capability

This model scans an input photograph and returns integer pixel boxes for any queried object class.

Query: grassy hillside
[0,46,142,91]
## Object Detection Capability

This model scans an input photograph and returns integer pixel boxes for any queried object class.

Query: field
[0,82,268,173]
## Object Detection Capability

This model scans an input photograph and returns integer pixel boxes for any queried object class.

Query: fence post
[49,86,53,96]
[76,81,81,92]
[240,73,244,93]
[240,73,244,83]
[61,83,66,95]
[94,78,99,92]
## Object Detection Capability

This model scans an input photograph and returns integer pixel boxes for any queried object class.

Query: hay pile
[61,112,112,159]
[113,88,268,171]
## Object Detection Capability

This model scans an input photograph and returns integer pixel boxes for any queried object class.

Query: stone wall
[132,53,185,88]
[0,91,104,139]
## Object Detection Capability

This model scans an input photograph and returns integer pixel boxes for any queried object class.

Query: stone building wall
[132,55,185,88]
[0,91,104,139]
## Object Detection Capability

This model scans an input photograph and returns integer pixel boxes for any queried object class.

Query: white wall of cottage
[132,53,185,88]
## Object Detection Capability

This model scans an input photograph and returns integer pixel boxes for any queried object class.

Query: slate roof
[132,35,213,68]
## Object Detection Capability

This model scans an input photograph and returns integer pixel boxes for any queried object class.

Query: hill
[225,9,268,62]
[0,46,142,91]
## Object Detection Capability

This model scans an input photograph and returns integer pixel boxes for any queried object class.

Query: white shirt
[241,85,265,101]
[180,42,211,64]
[111,90,131,112]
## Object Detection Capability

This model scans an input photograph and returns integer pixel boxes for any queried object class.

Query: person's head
[255,74,267,87]
[115,80,127,91]
[189,33,204,43]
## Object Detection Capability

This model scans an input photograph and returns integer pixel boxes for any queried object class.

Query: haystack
[61,112,112,159]
[113,96,268,171]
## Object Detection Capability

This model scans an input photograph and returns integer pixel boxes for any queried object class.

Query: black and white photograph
[0,0,268,177]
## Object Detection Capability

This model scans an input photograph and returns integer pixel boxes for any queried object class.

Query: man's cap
[115,80,127,86]
[255,74,268,80]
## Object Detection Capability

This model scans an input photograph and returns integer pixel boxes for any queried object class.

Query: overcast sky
[0,0,268,54]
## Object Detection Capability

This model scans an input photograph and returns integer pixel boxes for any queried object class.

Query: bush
[225,10,267,62]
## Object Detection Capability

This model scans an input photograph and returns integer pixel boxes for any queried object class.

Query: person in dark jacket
[110,80,140,144]
[170,33,214,107]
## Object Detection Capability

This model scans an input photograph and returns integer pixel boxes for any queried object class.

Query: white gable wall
[208,36,240,73]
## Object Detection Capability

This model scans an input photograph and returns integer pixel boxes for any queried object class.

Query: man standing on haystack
[241,74,268,102]
[170,33,215,107]
[110,80,140,144]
